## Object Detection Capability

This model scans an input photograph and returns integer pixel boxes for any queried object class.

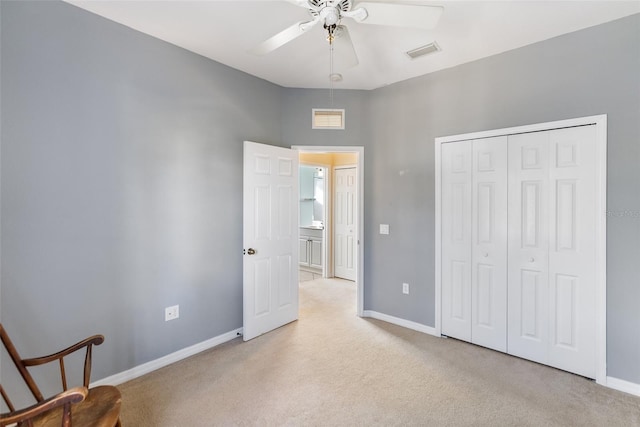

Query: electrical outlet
[402,283,409,294]
[165,305,179,321]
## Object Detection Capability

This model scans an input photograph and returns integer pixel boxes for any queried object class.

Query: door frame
[293,145,365,317]
[434,115,607,385]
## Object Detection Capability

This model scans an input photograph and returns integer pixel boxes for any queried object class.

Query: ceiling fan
[249,0,443,71]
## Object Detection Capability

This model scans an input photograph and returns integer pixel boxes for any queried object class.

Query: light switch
[380,224,390,235]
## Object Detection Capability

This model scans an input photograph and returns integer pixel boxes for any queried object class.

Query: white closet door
[334,167,357,281]
[441,141,473,341]
[471,136,508,352]
[438,116,605,382]
[507,131,551,365]
[507,126,597,378]
[547,126,597,378]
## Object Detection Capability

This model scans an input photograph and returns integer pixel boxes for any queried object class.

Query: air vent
[406,42,441,59]
[312,109,345,130]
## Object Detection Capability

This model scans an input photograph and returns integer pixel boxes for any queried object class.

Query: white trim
[91,328,242,387]
[293,146,365,317]
[594,115,608,385]
[434,114,607,384]
[434,138,443,337]
[435,115,607,144]
[606,377,640,397]
[363,310,440,337]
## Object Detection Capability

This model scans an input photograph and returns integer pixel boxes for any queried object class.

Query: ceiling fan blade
[348,2,443,29]
[249,19,320,55]
[283,0,312,8]
[333,25,359,70]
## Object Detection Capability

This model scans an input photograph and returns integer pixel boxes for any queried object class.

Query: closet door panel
[441,141,473,341]
[507,131,550,364]
[548,125,597,378]
[471,136,508,352]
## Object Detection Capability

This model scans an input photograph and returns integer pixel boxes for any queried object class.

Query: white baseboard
[91,327,243,387]
[362,310,440,337]
[91,323,640,399]
[606,376,640,397]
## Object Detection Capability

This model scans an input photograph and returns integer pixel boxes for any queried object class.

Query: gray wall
[281,88,369,148]
[1,0,638,398]
[1,0,283,401]
[282,15,640,384]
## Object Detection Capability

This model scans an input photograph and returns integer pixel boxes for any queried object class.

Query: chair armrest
[0,386,87,426]
[21,335,105,389]
[22,335,104,367]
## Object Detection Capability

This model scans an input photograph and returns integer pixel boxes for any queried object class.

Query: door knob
[529,257,535,262]
[483,252,489,257]
[247,248,256,255]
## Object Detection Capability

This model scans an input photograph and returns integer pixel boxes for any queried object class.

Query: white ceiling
[64,0,640,90]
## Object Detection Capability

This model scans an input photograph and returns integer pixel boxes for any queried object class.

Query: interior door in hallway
[243,141,299,341]
[334,167,357,281]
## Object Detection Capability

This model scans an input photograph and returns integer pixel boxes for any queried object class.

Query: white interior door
[507,131,551,364]
[334,167,357,281]
[547,125,597,378]
[508,126,597,378]
[243,141,298,341]
[471,136,508,352]
[441,141,473,342]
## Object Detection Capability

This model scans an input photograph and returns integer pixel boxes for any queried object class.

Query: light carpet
[119,278,640,426]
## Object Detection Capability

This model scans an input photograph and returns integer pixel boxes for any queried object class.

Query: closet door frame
[434,114,607,386]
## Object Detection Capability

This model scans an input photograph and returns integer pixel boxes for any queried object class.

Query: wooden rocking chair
[0,323,121,427]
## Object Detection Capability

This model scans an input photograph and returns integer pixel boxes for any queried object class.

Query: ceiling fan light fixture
[406,41,441,59]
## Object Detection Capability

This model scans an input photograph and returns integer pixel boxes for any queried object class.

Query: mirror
[300,165,324,228]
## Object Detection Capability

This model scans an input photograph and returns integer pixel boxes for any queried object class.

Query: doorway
[294,146,364,317]
[299,163,328,282]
